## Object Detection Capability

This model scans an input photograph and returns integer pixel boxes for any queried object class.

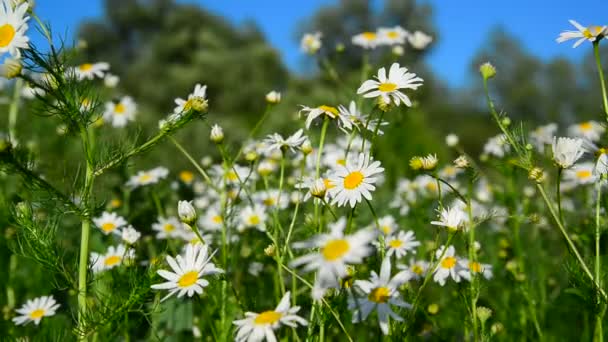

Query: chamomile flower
[300,32,322,54]
[151,244,223,301]
[0,1,29,58]
[596,148,608,176]
[103,96,136,128]
[152,217,184,239]
[352,31,380,49]
[238,205,267,232]
[121,225,141,245]
[12,295,60,326]
[458,260,493,280]
[254,189,290,210]
[328,153,384,208]
[552,136,586,169]
[93,211,127,235]
[376,215,398,236]
[265,90,281,104]
[407,30,433,49]
[530,123,558,151]
[173,83,207,114]
[299,104,341,129]
[291,218,376,299]
[357,63,423,107]
[430,206,467,232]
[264,129,307,154]
[337,100,388,134]
[563,162,597,186]
[233,291,307,342]
[198,207,224,232]
[557,20,607,48]
[483,134,510,158]
[433,245,464,286]
[348,257,411,335]
[397,259,429,281]
[568,121,605,142]
[378,26,408,45]
[126,166,169,188]
[385,231,420,259]
[72,62,110,81]
[90,244,134,273]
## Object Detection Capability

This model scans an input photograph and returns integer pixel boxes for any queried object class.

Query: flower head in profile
[557,20,607,48]
[264,129,307,154]
[0,1,30,58]
[348,257,411,335]
[121,225,141,245]
[430,206,467,232]
[72,62,110,81]
[300,104,351,129]
[408,30,433,49]
[151,244,223,301]
[300,32,322,54]
[103,96,137,128]
[12,295,60,326]
[265,90,281,104]
[233,291,307,342]
[328,153,384,208]
[552,136,586,169]
[174,83,208,114]
[357,63,423,107]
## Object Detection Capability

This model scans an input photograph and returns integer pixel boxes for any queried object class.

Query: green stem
[466,183,478,341]
[557,167,563,223]
[168,136,219,192]
[593,42,608,118]
[8,78,22,142]
[595,180,604,342]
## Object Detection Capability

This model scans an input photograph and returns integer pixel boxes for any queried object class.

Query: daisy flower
[72,62,110,81]
[265,90,281,104]
[596,148,608,176]
[173,83,207,114]
[93,211,127,235]
[430,206,467,232]
[300,32,322,54]
[563,162,597,186]
[238,205,267,232]
[198,207,224,232]
[264,129,307,154]
[557,20,607,48]
[291,218,376,299]
[179,170,195,184]
[385,231,420,259]
[338,100,388,134]
[126,166,169,188]
[90,244,134,273]
[12,295,60,326]
[397,259,429,281]
[103,96,137,128]
[254,189,290,210]
[328,153,384,208]
[408,30,433,49]
[348,257,411,335]
[233,291,307,342]
[121,225,141,245]
[433,245,465,286]
[483,134,510,158]
[151,244,223,301]
[568,121,605,142]
[530,123,558,151]
[0,1,29,58]
[357,63,423,107]
[378,26,408,45]
[152,216,184,239]
[552,136,586,169]
[299,104,348,129]
[376,215,398,236]
[458,259,493,280]
[352,31,380,49]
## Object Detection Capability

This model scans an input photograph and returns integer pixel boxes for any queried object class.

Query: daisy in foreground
[328,153,384,208]
[12,295,60,326]
[385,231,420,259]
[233,291,307,342]
[348,257,411,335]
[430,206,467,232]
[291,218,376,299]
[357,63,423,107]
[556,20,606,48]
[0,0,30,58]
[151,244,223,301]
[173,83,207,114]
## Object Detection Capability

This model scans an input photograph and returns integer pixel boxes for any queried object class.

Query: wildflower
[233,291,307,342]
[552,136,586,169]
[90,244,134,273]
[301,139,313,155]
[264,129,307,154]
[420,154,438,170]
[0,57,21,78]
[126,166,169,188]
[104,73,119,88]
[595,148,608,176]
[300,32,322,54]
[174,83,208,114]
[397,259,429,281]
[179,170,195,184]
[152,217,184,239]
[265,90,281,104]
[479,62,496,80]
[385,231,420,259]
[72,62,110,80]
[299,104,348,129]
[430,206,467,232]
[392,45,404,56]
[408,30,433,49]
[563,162,597,185]
[238,205,267,232]
[328,153,384,208]
[103,96,136,128]
[528,167,545,183]
[12,296,60,326]
[151,244,223,301]
[310,178,328,198]
[378,26,408,45]
[483,134,510,158]
[433,245,464,286]
[352,31,380,49]
[568,121,605,142]
[210,124,224,144]
[409,156,424,171]
[121,225,141,245]
[254,189,289,210]
[291,218,376,299]
[530,123,558,151]
[93,211,127,235]
[178,200,197,225]
[338,100,387,134]
[557,20,607,48]
[348,257,411,335]
[445,133,459,147]
[376,215,398,235]
[357,63,423,107]
[257,160,277,177]
[477,306,493,325]
[0,0,30,58]
[459,260,493,280]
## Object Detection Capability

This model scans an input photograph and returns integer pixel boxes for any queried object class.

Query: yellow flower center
[79,63,93,71]
[378,83,398,92]
[387,31,399,39]
[389,239,403,248]
[412,265,424,275]
[110,199,122,208]
[212,215,223,224]
[321,239,350,261]
[163,224,175,232]
[114,103,126,114]
[29,309,45,319]
[469,262,482,273]
[323,178,335,190]
[226,171,238,181]
[343,171,364,190]
[104,255,121,267]
[179,171,194,183]
[318,105,339,117]
[583,26,604,39]
[139,173,152,182]
[336,158,346,166]
[381,225,392,234]
[362,32,377,40]
[263,198,276,207]
[101,222,116,233]
[368,286,390,303]
[248,215,260,225]
[579,122,593,131]
[0,24,15,47]
[254,310,282,325]
[441,256,457,269]
[576,170,592,180]
[178,271,199,287]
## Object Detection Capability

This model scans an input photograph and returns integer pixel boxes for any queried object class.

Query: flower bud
[301,139,313,155]
[479,62,496,80]
[15,201,32,220]
[210,124,224,144]
[528,167,545,183]
[265,91,281,104]
[421,154,438,171]
[0,58,22,79]
[454,155,469,168]
[445,133,459,147]
[178,200,197,225]
[477,306,492,325]
[427,303,439,315]
[264,244,276,257]
[310,178,327,198]
[409,156,423,171]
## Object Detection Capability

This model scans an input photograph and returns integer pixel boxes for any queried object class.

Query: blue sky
[35,0,608,87]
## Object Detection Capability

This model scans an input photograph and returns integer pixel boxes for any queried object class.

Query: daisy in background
[291,217,376,299]
[152,216,184,239]
[348,257,411,335]
[408,31,433,49]
[173,83,207,114]
[198,206,224,232]
[126,166,169,188]
[151,244,223,301]
[552,136,586,169]
[233,291,307,342]
[328,153,384,208]
[301,32,322,54]
[0,0,29,58]
[557,20,607,48]
[483,134,510,158]
[376,215,398,236]
[378,26,409,45]
[178,170,195,184]
[529,123,558,151]
[238,205,267,232]
[352,31,381,49]
[433,245,466,286]
[397,259,429,281]
[568,121,605,142]
[103,96,137,128]
[12,295,60,326]
[458,259,493,281]
[264,129,307,154]
[385,231,420,259]
[90,244,134,273]
[93,211,127,235]
[338,100,388,134]
[299,104,351,129]
[121,225,141,245]
[254,189,290,210]
[430,206,467,232]
[71,62,110,81]
[357,63,423,107]
[563,162,597,188]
